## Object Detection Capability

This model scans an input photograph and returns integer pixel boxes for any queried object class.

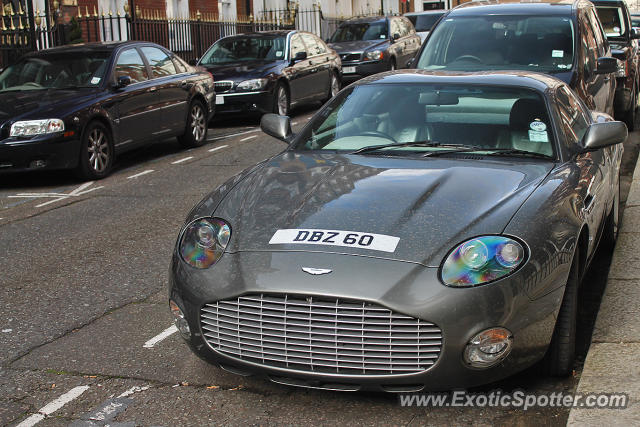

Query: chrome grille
[340,53,362,62]
[214,80,234,92]
[201,294,442,375]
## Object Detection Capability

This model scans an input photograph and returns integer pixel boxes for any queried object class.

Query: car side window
[290,34,306,59]
[172,55,188,74]
[390,18,401,38]
[587,8,607,56]
[114,48,148,83]
[556,86,590,145]
[580,15,598,78]
[301,33,321,57]
[140,46,177,78]
[314,35,328,54]
[400,18,412,36]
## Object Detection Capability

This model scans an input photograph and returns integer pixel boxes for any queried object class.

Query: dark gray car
[168,71,625,391]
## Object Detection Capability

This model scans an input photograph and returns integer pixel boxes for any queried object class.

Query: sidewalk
[567,156,640,425]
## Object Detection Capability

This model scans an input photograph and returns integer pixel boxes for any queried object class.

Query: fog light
[169,300,191,339]
[464,327,513,368]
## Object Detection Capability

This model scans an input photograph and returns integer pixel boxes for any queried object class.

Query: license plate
[343,66,356,74]
[269,229,400,253]
[215,95,224,105]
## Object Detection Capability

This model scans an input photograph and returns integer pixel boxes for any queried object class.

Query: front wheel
[273,83,290,116]
[75,121,114,180]
[178,100,207,148]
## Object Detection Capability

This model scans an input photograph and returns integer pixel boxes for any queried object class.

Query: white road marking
[143,325,178,348]
[8,182,104,208]
[127,170,154,179]
[171,156,194,164]
[207,128,259,141]
[117,385,151,398]
[208,144,229,153]
[239,135,257,142]
[16,385,89,427]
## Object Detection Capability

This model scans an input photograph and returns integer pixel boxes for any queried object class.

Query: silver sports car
[169,70,626,392]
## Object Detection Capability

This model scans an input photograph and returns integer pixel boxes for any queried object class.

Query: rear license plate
[215,95,224,105]
[343,66,356,74]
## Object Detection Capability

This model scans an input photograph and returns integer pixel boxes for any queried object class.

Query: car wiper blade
[482,148,554,159]
[350,141,478,155]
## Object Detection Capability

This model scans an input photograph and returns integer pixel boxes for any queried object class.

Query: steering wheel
[22,82,43,88]
[453,55,483,64]
[359,130,397,142]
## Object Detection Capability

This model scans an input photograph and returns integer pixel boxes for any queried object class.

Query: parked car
[169,71,626,391]
[414,0,618,116]
[196,31,341,116]
[0,41,214,179]
[328,15,421,82]
[593,0,640,129]
[631,12,640,28]
[404,10,446,43]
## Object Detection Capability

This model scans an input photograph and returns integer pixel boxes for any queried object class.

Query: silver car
[168,70,625,391]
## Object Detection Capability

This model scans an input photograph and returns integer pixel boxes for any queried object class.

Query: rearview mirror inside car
[419,91,459,105]
[582,121,627,151]
[594,57,618,74]
[261,113,293,143]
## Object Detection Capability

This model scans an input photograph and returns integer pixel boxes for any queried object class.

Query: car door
[587,8,616,116]
[388,18,405,66]
[300,33,330,99]
[138,45,189,136]
[287,33,314,103]
[579,10,614,115]
[557,86,608,255]
[401,17,422,64]
[109,47,158,149]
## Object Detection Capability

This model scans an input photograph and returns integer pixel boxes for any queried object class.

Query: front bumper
[341,60,390,82]
[169,250,562,391]
[214,90,273,114]
[0,135,80,173]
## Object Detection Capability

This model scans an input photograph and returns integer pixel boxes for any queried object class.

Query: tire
[390,59,396,71]
[273,83,290,116]
[178,100,207,148]
[325,71,340,102]
[75,121,114,180]
[542,250,579,377]
[623,87,636,131]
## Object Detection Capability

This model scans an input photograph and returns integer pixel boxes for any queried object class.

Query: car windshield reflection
[330,22,388,42]
[200,35,288,64]
[0,53,111,92]
[295,83,555,158]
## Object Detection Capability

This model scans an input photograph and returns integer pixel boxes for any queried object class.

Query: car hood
[213,152,554,266]
[0,89,98,122]
[201,60,283,82]
[328,40,387,53]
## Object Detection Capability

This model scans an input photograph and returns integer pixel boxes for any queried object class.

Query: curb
[566,154,640,424]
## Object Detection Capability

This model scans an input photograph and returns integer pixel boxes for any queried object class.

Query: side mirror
[292,51,307,63]
[632,27,640,40]
[261,113,293,143]
[188,58,199,66]
[114,75,131,89]
[582,121,627,151]
[392,33,401,42]
[594,57,618,74]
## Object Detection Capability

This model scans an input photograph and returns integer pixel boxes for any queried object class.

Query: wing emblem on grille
[301,267,332,275]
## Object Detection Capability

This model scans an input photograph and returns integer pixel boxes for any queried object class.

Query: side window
[580,16,598,78]
[401,18,412,36]
[114,48,148,83]
[172,55,188,74]
[588,9,607,56]
[314,35,328,54]
[301,33,321,56]
[556,86,590,145]
[290,34,306,59]
[390,19,401,38]
[140,46,177,78]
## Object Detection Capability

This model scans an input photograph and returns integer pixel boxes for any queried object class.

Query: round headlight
[440,236,525,287]
[179,218,231,269]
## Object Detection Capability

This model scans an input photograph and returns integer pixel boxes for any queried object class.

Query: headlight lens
[236,78,268,91]
[364,50,383,61]
[441,236,525,287]
[10,119,65,137]
[179,218,231,268]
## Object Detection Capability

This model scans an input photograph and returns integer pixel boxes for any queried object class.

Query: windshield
[407,13,444,32]
[330,22,388,42]
[416,15,575,73]
[200,35,287,64]
[0,52,110,92]
[294,83,554,157]
[595,6,627,38]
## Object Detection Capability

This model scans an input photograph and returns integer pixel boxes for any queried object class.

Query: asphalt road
[1,106,638,427]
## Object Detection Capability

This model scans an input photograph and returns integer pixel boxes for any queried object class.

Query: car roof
[341,15,388,24]
[30,41,145,55]
[233,30,293,37]
[451,0,588,16]
[353,70,564,93]
[404,10,446,16]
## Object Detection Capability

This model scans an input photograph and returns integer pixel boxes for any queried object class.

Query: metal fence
[0,3,374,68]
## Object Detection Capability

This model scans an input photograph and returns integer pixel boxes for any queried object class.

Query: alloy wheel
[330,74,340,97]
[190,104,206,142]
[277,86,288,115]
[87,128,110,173]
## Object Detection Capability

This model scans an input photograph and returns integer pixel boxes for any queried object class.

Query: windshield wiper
[351,141,479,155]
[481,148,554,159]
